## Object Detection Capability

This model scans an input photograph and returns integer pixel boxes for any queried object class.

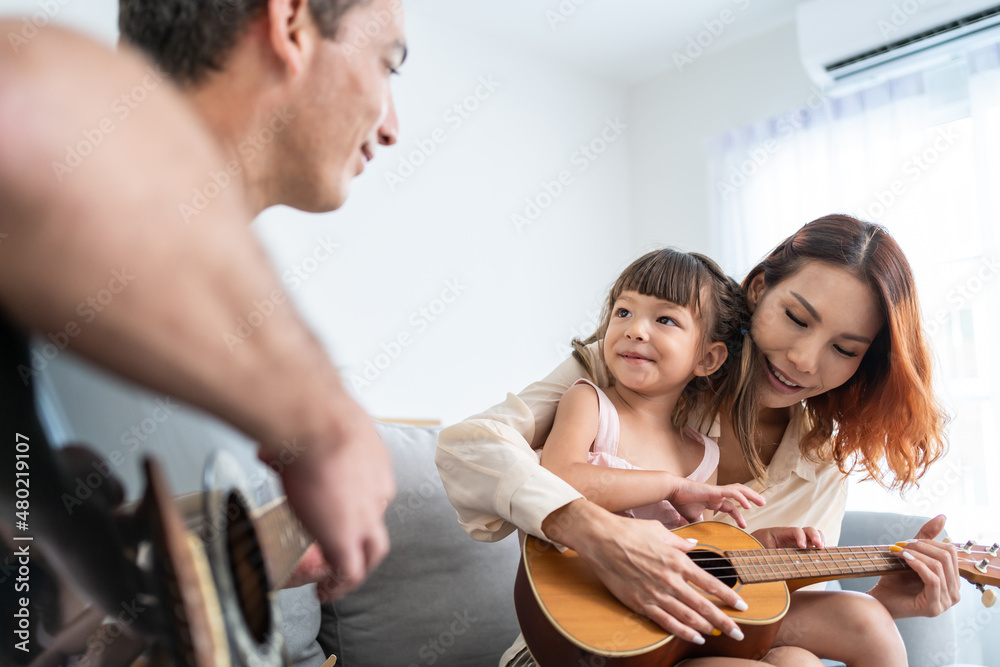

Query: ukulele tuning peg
[977,559,990,574]
[962,540,976,553]
[978,584,998,609]
[988,543,999,557]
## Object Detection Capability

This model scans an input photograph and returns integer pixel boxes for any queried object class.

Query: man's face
[287,0,406,211]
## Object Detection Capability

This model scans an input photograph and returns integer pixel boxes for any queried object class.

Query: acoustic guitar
[514,520,1000,666]
[0,297,320,666]
[15,450,320,667]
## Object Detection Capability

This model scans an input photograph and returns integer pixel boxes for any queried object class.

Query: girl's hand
[867,515,961,619]
[668,481,765,529]
[752,526,825,549]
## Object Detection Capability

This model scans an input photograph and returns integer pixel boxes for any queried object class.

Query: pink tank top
[575,379,720,528]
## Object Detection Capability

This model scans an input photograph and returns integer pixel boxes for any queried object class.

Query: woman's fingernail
[690,633,706,645]
[687,538,699,544]
[895,541,913,547]
[889,545,903,553]
[733,599,749,612]
[900,551,915,561]
[711,628,722,637]
[729,627,745,641]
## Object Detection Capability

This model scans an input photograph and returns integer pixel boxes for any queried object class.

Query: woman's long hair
[743,214,948,490]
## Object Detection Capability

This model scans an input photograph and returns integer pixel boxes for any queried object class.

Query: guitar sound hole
[225,492,272,645]
[689,549,738,588]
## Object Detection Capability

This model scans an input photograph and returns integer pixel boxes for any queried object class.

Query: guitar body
[515,522,790,666]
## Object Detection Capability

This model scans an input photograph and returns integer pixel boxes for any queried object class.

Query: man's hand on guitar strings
[275,397,395,600]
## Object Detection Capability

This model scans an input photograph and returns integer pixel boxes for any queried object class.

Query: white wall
[256,9,634,425]
[629,18,815,255]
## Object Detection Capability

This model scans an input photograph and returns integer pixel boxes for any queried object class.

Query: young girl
[540,248,765,536]
[517,248,908,667]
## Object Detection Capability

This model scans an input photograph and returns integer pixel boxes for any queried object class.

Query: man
[0,0,405,660]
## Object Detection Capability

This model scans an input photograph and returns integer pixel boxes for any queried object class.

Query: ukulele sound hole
[225,491,273,645]
[689,549,739,588]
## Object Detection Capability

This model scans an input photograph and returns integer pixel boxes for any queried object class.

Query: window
[707,46,1000,544]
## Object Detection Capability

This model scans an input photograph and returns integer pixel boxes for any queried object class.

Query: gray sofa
[316,422,997,666]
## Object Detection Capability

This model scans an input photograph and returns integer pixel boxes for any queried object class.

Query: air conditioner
[797,0,1000,94]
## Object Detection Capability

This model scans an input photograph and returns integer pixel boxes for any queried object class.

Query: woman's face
[748,262,885,410]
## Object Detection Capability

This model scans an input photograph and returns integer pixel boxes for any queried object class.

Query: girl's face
[748,262,884,410]
[603,290,724,396]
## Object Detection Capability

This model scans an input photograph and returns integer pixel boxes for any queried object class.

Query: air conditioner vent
[826,4,1000,78]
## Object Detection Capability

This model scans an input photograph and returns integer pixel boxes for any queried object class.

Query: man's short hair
[119,0,367,85]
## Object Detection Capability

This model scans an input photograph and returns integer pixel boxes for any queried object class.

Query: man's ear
[694,341,728,377]
[266,0,315,79]
[745,273,766,314]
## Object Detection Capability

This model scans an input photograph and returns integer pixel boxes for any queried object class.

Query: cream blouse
[435,344,850,547]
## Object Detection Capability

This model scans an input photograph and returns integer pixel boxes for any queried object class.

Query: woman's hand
[668,480,766,529]
[751,525,825,549]
[867,515,961,619]
[543,499,750,646]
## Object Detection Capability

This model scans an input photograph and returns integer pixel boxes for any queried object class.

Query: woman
[436,215,958,666]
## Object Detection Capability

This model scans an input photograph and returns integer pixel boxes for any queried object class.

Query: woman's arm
[436,354,753,643]
[435,355,593,542]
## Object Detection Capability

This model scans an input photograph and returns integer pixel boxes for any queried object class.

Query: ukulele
[514,520,1000,666]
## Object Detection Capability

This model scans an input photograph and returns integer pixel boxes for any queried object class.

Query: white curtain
[706,45,1000,547]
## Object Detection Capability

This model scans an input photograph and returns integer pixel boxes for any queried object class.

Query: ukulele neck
[728,545,909,584]
[254,497,314,589]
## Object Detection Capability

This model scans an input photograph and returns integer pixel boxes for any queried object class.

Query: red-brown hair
[743,214,947,490]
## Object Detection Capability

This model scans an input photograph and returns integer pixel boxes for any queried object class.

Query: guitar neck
[727,545,909,585]
[252,497,314,589]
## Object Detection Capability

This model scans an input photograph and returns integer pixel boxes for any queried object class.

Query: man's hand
[542,499,749,646]
[868,515,960,619]
[275,397,395,600]
[668,481,765,528]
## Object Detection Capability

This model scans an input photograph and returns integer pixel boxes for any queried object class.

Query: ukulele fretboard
[725,546,908,584]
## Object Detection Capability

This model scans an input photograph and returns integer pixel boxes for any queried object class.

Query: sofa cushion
[317,422,522,666]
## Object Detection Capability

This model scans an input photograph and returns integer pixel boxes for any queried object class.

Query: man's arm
[0,25,392,594]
